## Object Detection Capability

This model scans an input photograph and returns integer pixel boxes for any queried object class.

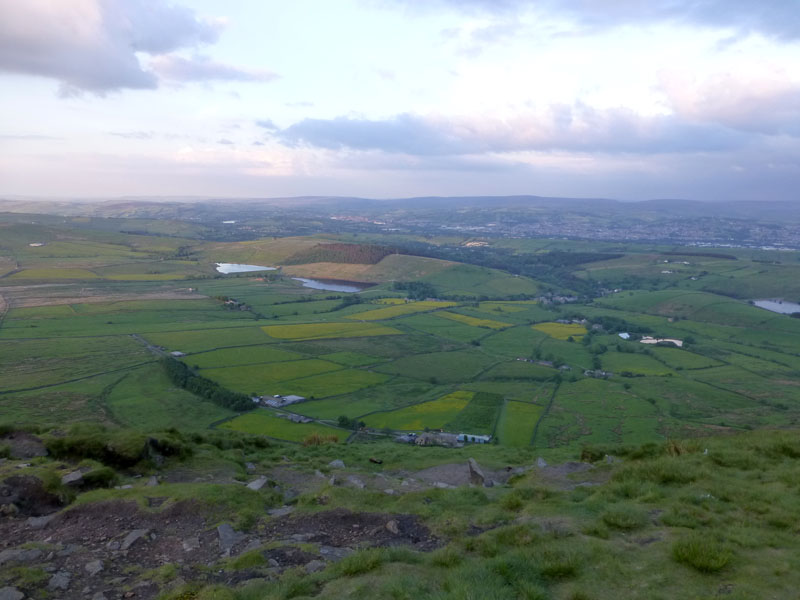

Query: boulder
[246,476,268,491]
[0,587,24,600]
[120,528,149,551]
[85,559,104,576]
[328,459,345,469]
[467,458,486,487]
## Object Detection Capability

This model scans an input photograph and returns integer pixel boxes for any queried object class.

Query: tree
[337,415,351,428]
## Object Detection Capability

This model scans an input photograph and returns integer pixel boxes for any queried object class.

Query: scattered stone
[48,571,71,591]
[267,506,294,518]
[182,537,200,552]
[115,484,133,490]
[246,476,268,491]
[605,455,620,464]
[400,480,409,487]
[57,544,78,557]
[268,558,280,568]
[245,462,256,471]
[241,539,263,553]
[328,475,337,486]
[120,528,149,551]
[384,489,396,495]
[536,457,548,468]
[0,587,24,600]
[85,559,104,576]
[289,533,315,542]
[433,481,452,489]
[27,514,56,529]
[328,459,345,469]
[92,593,108,600]
[385,520,400,535]
[145,476,158,487]
[314,470,326,478]
[467,458,486,487]
[61,470,84,486]
[305,559,326,573]
[346,476,365,489]
[106,541,120,551]
[0,548,43,566]
[217,523,246,552]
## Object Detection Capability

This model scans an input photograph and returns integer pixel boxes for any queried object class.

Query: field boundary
[530,382,560,448]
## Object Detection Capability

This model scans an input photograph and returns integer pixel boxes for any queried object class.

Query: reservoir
[215,263,277,274]
[291,277,370,293]
[753,299,800,314]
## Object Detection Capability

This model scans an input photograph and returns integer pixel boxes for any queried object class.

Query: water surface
[215,263,277,274]
[753,299,800,315]
[291,277,368,292]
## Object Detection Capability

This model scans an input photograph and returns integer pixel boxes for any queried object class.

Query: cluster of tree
[162,358,253,412]
[337,415,366,430]
[392,280,438,300]
[283,243,399,265]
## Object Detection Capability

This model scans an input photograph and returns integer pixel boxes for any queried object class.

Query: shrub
[302,433,339,446]
[672,535,733,573]
[601,504,649,530]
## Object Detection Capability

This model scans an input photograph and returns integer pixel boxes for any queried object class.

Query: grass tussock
[672,535,733,573]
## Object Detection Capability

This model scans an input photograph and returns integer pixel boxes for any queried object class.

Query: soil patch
[262,508,439,550]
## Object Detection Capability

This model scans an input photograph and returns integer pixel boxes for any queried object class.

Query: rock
[468,458,486,487]
[605,454,620,464]
[290,533,315,542]
[319,545,353,561]
[0,587,24,600]
[0,548,43,566]
[145,476,158,487]
[328,475,337,486]
[48,571,71,591]
[115,484,133,490]
[400,480,409,487]
[217,523,246,552]
[314,470,326,478]
[61,470,84,486]
[92,593,108,600]
[385,520,400,535]
[305,559,326,573]
[241,539,263,553]
[536,457,548,468]
[27,514,56,529]
[267,506,294,518]
[268,558,280,567]
[433,481,452,489]
[246,476,268,491]
[346,476,365,489]
[384,489,396,495]
[245,462,256,471]
[106,541,120,551]
[328,459,345,469]
[85,559,104,576]
[120,528,149,551]
[182,537,200,552]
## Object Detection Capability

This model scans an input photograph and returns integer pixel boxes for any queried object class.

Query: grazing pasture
[262,322,402,340]
[434,310,512,329]
[346,300,458,321]
[496,401,544,447]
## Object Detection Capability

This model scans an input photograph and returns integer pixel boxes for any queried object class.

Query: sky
[1,0,800,202]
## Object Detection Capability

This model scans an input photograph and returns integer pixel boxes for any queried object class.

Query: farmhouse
[170,351,186,357]
[262,394,306,408]
[618,332,631,340]
[457,433,492,444]
[640,336,683,348]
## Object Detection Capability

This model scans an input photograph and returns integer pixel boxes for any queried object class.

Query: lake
[291,277,370,292]
[753,299,800,315]
[215,263,277,274]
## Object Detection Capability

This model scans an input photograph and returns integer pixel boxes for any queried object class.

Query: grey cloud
[274,107,745,156]
[151,55,277,83]
[256,120,279,131]
[0,0,268,94]
[217,139,234,145]
[109,131,155,140]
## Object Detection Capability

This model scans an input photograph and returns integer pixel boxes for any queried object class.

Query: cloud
[0,0,272,94]
[275,107,744,156]
[150,55,277,83]
[0,134,61,141]
[402,0,800,41]
[661,71,800,136]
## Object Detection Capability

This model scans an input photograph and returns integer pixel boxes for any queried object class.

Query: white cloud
[0,0,271,94]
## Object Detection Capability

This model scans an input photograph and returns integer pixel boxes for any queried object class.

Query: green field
[218,411,345,442]
[363,391,474,431]
[601,352,674,376]
[268,368,391,398]
[201,359,343,394]
[346,301,458,321]
[375,349,497,383]
[262,322,402,340]
[434,311,512,329]
[186,345,302,369]
[482,360,559,380]
[143,327,273,353]
[496,400,544,447]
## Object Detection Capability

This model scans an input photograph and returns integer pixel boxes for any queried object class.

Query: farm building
[262,394,306,408]
[170,351,186,357]
[457,433,492,444]
[618,332,631,340]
